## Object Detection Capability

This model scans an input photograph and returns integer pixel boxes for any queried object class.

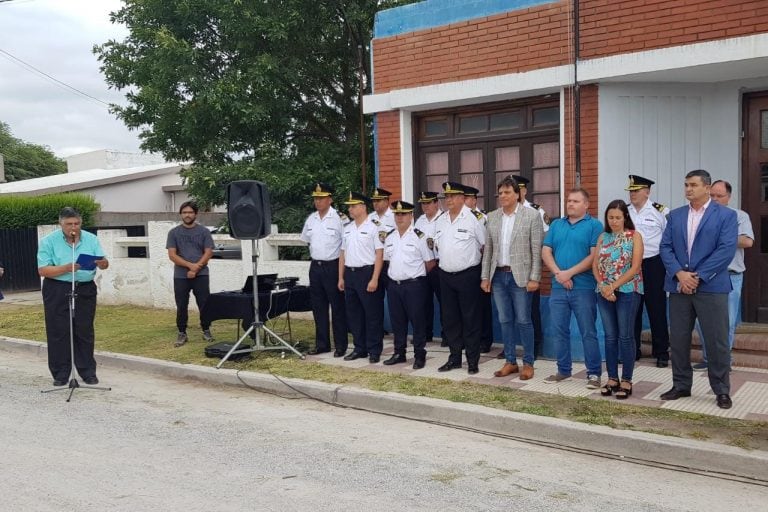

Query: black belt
[440,265,477,275]
[496,266,512,272]
[390,277,424,285]
[345,265,373,272]
[312,258,339,266]
[45,278,94,287]
[728,270,742,275]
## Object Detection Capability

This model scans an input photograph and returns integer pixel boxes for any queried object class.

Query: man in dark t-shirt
[166,201,215,346]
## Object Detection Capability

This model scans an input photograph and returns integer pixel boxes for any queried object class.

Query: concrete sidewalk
[309,341,768,421]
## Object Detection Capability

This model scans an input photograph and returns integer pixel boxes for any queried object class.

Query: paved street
[1,350,766,511]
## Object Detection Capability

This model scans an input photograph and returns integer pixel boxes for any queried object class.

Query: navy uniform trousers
[388,277,428,358]
[309,259,348,352]
[344,265,384,357]
[480,289,493,351]
[634,255,670,360]
[425,265,442,341]
[439,264,482,366]
[42,278,98,381]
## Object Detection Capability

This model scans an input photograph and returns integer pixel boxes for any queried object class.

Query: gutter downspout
[573,0,581,186]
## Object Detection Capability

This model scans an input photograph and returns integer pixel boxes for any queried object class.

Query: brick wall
[372,2,571,93]
[581,0,768,59]
[375,111,403,200]
[563,84,599,216]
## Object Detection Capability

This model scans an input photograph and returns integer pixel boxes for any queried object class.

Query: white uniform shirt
[414,210,444,259]
[368,209,395,232]
[342,218,384,267]
[434,205,486,272]
[369,208,396,260]
[300,207,345,261]
[628,198,669,258]
[497,204,520,267]
[523,199,549,233]
[384,227,433,281]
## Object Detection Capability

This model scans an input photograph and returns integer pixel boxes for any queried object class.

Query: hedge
[0,193,100,229]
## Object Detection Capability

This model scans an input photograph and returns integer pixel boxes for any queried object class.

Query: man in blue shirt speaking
[37,207,109,386]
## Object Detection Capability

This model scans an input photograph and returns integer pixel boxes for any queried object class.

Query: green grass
[2,303,767,450]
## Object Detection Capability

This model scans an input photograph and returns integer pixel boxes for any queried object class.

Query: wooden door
[742,93,768,322]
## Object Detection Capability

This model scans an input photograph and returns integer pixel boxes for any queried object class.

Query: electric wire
[0,47,112,108]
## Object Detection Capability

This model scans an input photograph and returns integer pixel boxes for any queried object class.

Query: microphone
[70,231,76,238]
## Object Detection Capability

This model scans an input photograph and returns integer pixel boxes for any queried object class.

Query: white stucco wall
[598,82,742,214]
[80,173,185,213]
[38,222,310,310]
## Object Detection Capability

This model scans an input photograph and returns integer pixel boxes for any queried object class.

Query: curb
[3,336,767,483]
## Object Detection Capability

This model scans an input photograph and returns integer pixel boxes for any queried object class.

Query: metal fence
[0,227,40,292]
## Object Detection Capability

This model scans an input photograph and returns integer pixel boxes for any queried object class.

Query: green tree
[0,122,66,182]
[94,0,417,232]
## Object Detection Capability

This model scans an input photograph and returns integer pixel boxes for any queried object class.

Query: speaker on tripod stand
[215,181,304,366]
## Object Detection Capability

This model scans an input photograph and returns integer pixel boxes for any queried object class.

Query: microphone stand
[42,230,111,401]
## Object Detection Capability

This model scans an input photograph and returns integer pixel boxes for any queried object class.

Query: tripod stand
[41,232,111,401]
[216,239,305,368]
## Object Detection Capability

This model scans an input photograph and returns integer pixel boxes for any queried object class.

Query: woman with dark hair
[592,200,644,399]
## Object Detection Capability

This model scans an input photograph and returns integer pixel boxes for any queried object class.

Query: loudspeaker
[226,180,272,240]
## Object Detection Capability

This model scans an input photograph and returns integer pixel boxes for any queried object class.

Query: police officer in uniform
[338,192,385,363]
[300,182,349,356]
[434,182,486,374]
[415,191,443,343]
[463,185,494,353]
[383,201,436,369]
[513,175,549,358]
[627,174,670,367]
[369,187,396,332]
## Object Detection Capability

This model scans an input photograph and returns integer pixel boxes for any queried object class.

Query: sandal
[615,380,632,400]
[600,379,619,396]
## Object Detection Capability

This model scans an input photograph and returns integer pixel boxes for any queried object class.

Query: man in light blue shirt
[541,188,603,388]
[37,207,108,386]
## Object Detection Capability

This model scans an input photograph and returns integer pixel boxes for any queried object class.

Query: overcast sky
[0,0,144,158]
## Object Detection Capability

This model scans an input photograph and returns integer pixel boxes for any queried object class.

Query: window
[414,99,560,216]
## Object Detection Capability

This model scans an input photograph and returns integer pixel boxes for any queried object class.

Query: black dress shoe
[656,358,669,368]
[308,348,331,355]
[343,351,368,361]
[716,394,732,409]
[479,346,491,354]
[467,365,479,375]
[53,379,67,387]
[333,350,346,358]
[369,355,380,363]
[383,354,407,365]
[496,352,505,359]
[438,361,461,372]
[659,388,691,401]
[413,357,426,370]
[83,376,99,385]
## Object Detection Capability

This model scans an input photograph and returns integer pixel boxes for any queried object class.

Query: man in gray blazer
[481,176,543,380]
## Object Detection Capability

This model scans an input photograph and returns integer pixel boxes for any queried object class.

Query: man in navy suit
[659,169,738,409]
